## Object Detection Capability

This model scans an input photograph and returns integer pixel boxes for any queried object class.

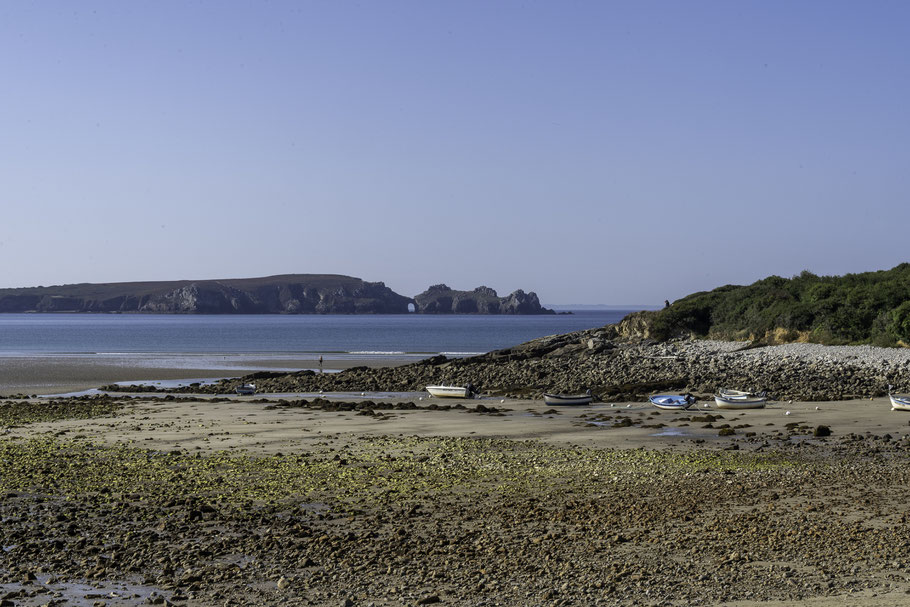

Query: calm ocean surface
[0,311,634,358]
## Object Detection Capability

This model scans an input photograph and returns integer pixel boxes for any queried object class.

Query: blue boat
[649,394,696,410]
[889,385,910,411]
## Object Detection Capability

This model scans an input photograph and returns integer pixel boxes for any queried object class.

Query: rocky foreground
[154,325,910,401]
[2,395,910,606]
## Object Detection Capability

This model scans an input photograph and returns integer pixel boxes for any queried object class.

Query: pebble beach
[2,381,910,605]
[145,335,910,403]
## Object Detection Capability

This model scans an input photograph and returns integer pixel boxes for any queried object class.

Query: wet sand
[13,393,909,453]
[0,354,412,396]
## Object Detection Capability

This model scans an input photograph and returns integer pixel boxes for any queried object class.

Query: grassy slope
[648,263,910,346]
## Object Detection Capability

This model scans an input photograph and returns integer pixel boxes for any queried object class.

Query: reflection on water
[39,386,430,400]
[651,427,690,437]
[0,579,169,607]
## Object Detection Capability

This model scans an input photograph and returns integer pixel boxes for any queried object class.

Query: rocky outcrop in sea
[412,284,554,314]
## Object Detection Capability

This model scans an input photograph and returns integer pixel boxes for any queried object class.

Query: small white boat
[236,383,256,395]
[718,388,766,399]
[426,384,474,398]
[889,385,910,411]
[714,394,767,409]
[543,390,593,406]
[649,394,696,410]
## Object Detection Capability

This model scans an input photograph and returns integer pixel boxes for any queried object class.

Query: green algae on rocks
[0,395,131,426]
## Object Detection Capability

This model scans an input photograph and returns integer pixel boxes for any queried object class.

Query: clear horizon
[3,1,909,304]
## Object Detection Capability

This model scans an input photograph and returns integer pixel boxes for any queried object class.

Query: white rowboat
[236,383,256,395]
[718,388,766,399]
[543,391,593,406]
[649,394,696,410]
[426,385,474,399]
[714,394,767,409]
[889,385,910,411]
[890,395,910,411]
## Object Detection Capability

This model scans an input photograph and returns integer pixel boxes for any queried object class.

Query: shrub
[644,264,910,346]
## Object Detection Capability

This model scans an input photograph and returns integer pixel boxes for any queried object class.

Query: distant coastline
[547,304,661,311]
[0,275,554,315]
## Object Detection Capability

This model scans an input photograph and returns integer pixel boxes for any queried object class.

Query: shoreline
[6,336,910,401]
[0,353,418,397]
[154,337,910,402]
[12,392,907,452]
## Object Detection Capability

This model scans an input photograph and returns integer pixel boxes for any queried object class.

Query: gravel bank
[154,332,910,402]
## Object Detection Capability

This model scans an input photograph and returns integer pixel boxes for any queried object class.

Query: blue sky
[2,1,908,305]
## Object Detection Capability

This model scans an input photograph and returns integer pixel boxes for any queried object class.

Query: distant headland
[0,275,554,315]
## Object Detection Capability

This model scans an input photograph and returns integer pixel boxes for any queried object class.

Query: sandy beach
[15,392,907,453]
[2,381,910,606]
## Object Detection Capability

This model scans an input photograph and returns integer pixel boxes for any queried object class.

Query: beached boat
[236,383,256,395]
[426,384,474,398]
[718,388,766,399]
[543,390,593,406]
[649,394,696,410]
[714,394,767,409]
[888,385,910,411]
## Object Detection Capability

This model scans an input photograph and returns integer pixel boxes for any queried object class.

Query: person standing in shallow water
[318,355,323,373]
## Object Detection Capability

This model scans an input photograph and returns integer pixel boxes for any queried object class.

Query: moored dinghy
[888,385,910,411]
[718,387,766,399]
[714,393,768,409]
[543,390,594,406]
[236,383,256,395]
[649,394,696,410]
[426,384,475,398]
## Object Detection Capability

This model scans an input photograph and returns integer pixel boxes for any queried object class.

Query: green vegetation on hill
[648,264,910,346]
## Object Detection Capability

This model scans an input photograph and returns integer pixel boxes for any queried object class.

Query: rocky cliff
[412,285,554,314]
[0,275,412,314]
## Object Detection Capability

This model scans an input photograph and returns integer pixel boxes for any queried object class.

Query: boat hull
[543,393,593,406]
[236,384,256,395]
[718,388,766,399]
[649,395,695,410]
[890,394,910,411]
[426,385,470,398]
[714,395,767,409]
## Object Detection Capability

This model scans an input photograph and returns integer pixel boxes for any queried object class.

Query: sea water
[0,311,634,359]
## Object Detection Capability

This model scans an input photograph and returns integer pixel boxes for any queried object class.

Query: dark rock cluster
[169,322,910,401]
